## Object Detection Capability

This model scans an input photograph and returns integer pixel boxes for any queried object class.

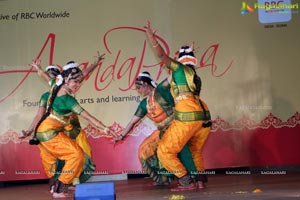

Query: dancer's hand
[94,51,105,65]
[29,59,42,70]
[109,128,119,138]
[112,133,126,143]
[144,20,158,46]
[19,130,33,139]
[102,126,119,138]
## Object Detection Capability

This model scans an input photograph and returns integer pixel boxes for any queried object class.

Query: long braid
[29,84,62,145]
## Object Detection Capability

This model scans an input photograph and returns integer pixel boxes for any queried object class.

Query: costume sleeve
[66,96,85,115]
[134,98,147,118]
[156,78,175,107]
[167,58,181,72]
[39,92,50,108]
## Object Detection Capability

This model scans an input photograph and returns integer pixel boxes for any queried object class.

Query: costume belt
[175,110,209,122]
[174,93,194,103]
[64,124,80,139]
[36,128,63,142]
[49,113,69,126]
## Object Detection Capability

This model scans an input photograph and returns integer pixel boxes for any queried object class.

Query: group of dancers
[21,21,212,198]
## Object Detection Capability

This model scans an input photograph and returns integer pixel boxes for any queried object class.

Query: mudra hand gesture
[29,59,42,70]
[94,51,105,65]
[19,129,33,139]
[144,20,158,47]
[113,133,126,143]
[102,126,118,138]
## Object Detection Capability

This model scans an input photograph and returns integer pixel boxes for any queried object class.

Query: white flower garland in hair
[55,74,64,86]
[46,65,60,71]
[151,81,157,88]
[138,73,151,78]
[179,47,193,53]
[138,73,157,88]
[177,55,198,66]
[63,63,78,71]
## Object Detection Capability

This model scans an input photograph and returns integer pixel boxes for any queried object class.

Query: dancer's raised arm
[144,21,171,66]
[82,51,105,78]
[30,59,53,83]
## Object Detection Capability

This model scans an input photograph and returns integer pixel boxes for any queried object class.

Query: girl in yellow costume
[31,65,111,198]
[144,21,212,191]
[114,72,198,185]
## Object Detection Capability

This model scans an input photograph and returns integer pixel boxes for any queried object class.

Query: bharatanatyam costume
[157,47,212,190]
[40,68,96,185]
[135,78,198,184]
[30,64,98,198]
[39,90,95,184]
[34,88,86,188]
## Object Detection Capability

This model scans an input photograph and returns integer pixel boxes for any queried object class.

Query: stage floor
[1,172,300,200]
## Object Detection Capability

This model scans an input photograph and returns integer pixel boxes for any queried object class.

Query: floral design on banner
[212,112,300,132]
[1,112,299,144]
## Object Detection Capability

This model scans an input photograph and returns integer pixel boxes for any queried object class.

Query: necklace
[147,90,156,115]
[63,85,73,96]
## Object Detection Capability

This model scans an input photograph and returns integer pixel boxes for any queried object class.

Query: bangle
[152,42,159,48]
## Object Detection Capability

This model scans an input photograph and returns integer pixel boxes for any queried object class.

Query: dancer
[144,21,211,191]
[114,72,198,185]
[32,64,112,198]
[28,53,105,184]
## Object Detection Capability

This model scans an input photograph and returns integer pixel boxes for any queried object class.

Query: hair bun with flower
[55,74,64,86]
[177,45,197,67]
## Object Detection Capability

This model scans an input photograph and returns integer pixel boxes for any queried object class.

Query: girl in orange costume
[33,64,112,198]
[114,72,198,185]
[28,53,104,187]
[144,21,212,191]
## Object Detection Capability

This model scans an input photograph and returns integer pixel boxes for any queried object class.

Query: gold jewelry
[147,90,156,115]
[63,85,73,96]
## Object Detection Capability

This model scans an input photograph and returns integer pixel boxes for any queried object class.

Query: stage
[1,171,300,200]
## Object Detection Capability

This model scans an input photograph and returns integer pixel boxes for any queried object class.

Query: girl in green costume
[144,21,212,191]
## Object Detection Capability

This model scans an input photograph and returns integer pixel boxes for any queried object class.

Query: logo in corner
[241,2,254,15]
